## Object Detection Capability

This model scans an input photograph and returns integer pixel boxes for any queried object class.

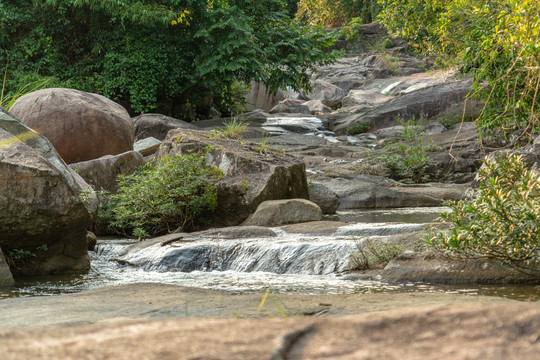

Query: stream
[1,207,539,302]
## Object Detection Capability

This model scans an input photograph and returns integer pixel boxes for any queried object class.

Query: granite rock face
[10,88,133,164]
[156,129,310,225]
[242,199,322,226]
[70,151,145,193]
[1,302,538,360]
[0,107,91,275]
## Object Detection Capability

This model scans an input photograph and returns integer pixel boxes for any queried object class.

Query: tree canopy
[378,0,540,143]
[1,0,340,118]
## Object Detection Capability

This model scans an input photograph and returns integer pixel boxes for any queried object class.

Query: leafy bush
[397,117,433,182]
[346,120,371,135]
[375,117,438,183]
[106,152,221,237]
[426,153,540,277]
[376,53,400,75]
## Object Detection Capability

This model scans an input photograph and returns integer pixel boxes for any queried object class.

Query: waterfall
[115,238,358,275]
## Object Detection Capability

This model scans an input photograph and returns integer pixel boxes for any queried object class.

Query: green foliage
[347,120,371,135]
[397,117,433,183]
[342,17,364,41]
[426,153,540,277]
[285,0,299,17]
[377,53,400,75]
[213,118,250,140]
[377,0,447,53]
[377,0,540,142]
[348,238,403,270]
[107,152,221,237]
[5,246,48,268]
[1,0,340,117]
[296,0,380,27]
[0,65,55,110]
[374,117,439,183]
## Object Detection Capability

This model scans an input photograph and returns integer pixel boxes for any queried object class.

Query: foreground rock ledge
[2,302,539,360]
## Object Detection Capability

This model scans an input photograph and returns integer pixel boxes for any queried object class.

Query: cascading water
[117,238,356,274]
[3,208,540,301]
[81,234,401,295]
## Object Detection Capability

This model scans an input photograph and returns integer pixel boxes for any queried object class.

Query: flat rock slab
[1,293,537,360]
[0,283,517,328]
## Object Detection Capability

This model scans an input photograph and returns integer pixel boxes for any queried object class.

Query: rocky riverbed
[1,285,539,360]
[1,24,539,359]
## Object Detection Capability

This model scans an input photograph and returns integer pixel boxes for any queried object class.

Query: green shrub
[375,117,436,183]
[426,153,540,277]
[397,117,432,182]
[346,120,371,135]
[107,152,221,237]
[377,53,400,75]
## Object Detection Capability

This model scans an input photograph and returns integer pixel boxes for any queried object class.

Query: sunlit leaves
[426,153,540,277]
[378,0,540,142]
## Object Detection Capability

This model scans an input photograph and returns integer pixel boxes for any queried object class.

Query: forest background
[1,0,539,141]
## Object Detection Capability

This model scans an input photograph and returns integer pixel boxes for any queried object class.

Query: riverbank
[0,282,520,328]
[1,284,539,360]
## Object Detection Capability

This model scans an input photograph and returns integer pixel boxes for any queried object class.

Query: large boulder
[242,199,322,226]
[308,182,340,214]
[133,137,161,157]
[316,175,469,209]
[133,113,198,141]
[0,107,92,275]
[269,100,311,115]
[70,151,146,193]
[155,129,309,226]
[303,100,332,114]
[330,79,473,134]
[10,88,134,164]
[308,80,345,108]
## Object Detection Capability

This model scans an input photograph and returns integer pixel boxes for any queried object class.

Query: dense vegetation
[102,152,221,237]
[426,153,540,277]
[1,0,339,118]
[379,0,540,143]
